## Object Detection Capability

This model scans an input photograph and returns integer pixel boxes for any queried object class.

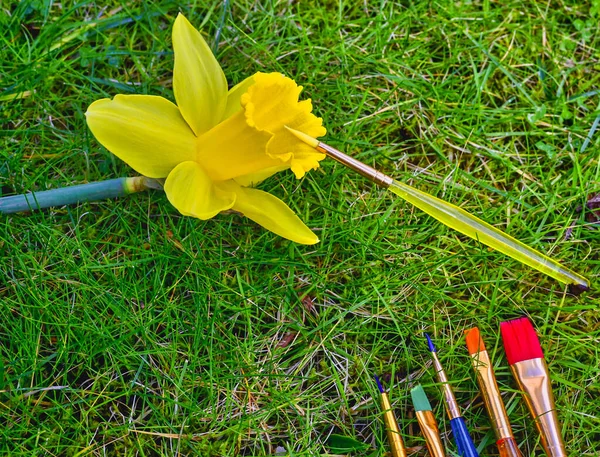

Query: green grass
[1,0,599,455]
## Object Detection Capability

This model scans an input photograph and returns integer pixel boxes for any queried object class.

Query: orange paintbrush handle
[497,437,523,457]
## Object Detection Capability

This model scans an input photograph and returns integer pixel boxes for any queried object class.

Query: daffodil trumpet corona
[285,126,589,289]
[0,177,156,214]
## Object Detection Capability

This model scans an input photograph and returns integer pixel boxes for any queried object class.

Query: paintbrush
[411,384,446,457]
[284,126,588,290]
[425,333,479,457]
[374,375,407,457]
[500,317,567,457]
[465,327,523,457]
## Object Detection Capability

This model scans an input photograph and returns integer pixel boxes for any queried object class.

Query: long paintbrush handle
[284,126,588,289]
[387,180,588,288]
[450,417,479,457]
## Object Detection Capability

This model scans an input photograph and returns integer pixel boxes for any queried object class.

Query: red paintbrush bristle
[500,317,544,365]
[465,327,486,355]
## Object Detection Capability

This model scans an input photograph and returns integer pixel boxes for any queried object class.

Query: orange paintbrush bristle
[465,327,486,355]
[500,317,544,365]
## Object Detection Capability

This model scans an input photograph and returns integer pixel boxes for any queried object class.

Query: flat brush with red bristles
[500,317,567,457]
[465,328,522,457]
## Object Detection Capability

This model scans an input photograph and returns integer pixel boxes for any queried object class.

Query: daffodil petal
[219,181,319,244]
[164,161,236,219]
[172,13,227,135]
[85,95,196,178]
[242,72,327,178]
[223,75,255,120]
[196,110,281,181]
[233,164,289,187]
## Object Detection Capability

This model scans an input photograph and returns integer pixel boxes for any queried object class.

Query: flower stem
[0,177,159,214]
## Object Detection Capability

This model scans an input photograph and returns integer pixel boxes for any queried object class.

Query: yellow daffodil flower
[85,13,326,244]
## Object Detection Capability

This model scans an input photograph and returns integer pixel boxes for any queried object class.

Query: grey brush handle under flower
[0,177,161,214]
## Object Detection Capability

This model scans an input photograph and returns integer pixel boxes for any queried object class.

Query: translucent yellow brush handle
[388,180,588,289]
[283,126,588,289]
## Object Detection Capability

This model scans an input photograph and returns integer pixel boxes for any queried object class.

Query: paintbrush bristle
[425,333,436,352]
[284,126,320,148]
[374,375,385,393]
[410,384,432,412]
[500,317,544,365]
[465,327,486,355]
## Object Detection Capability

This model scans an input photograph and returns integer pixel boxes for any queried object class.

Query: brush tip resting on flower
[85,13,326,244]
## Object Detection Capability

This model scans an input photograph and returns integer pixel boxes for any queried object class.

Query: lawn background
[1,0,599,455]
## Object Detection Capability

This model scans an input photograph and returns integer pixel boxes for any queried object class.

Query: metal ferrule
[431,352,460,420]
[416,410,446,457]
[511,358,567,457]
[316,142,394,188]
[431,352,461,420]
[470,350,513,440]
[380,392,407,457]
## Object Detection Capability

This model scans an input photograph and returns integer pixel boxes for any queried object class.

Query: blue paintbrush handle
[450,416,479,457]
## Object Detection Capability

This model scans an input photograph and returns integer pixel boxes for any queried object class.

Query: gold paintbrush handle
[498,437,524,457]
[380,392,407,457]
[416,410,446,457]
[511,359,567,457]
